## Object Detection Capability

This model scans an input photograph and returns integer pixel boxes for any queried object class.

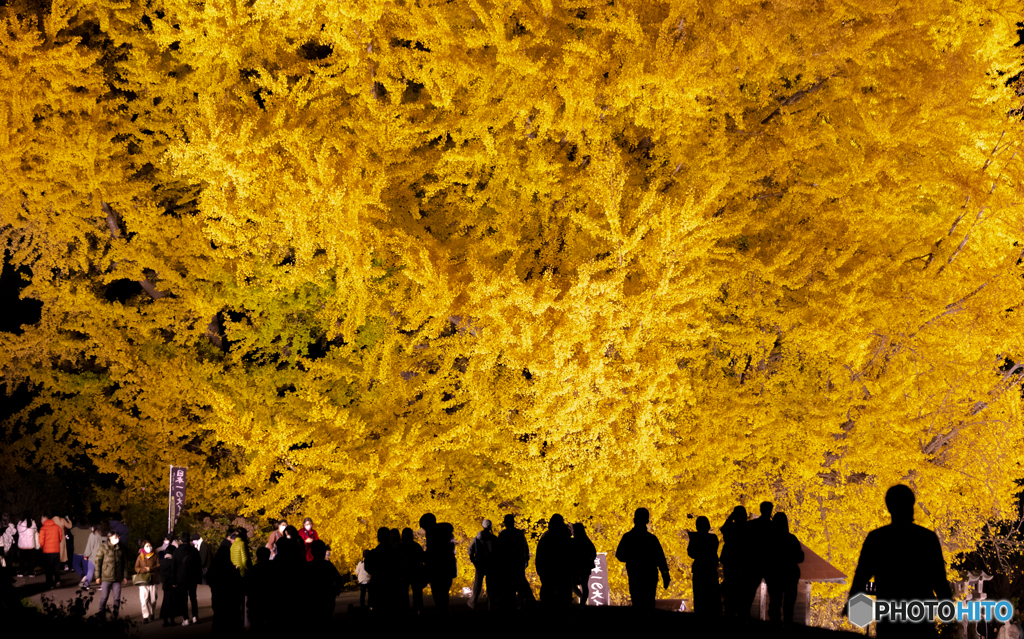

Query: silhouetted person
[419,513,456,615]
[365,526,399,613]
[571,523,597,606]
[688,516,721,616]
[536,514,574,609]
[496,514,534,610]
[159,543,177,626]
[172,531,202,625]
[615,508,670,609]
[302,539,343,626]
[245,547,273,632]
[765,513,802,623]
[274,525,303,565]
[720,505,750,618]
[743,501,774,614]
[192,533,213,583]
[271,525,303,629]
[400,528,425,612]
[468,519,497,609]
[208,531,242,633]
[848,485,952,638]
[388,528,408,609]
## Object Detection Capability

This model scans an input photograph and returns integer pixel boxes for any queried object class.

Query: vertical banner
[587,552,610,606]
[168,465,187,534]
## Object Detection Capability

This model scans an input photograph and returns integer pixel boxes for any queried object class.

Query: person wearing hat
[468,518,498,610]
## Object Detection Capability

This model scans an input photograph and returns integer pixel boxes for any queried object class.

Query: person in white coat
[0,513,16,568]
[16,511,38,578]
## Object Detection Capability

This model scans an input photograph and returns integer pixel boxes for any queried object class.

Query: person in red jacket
[299,518,319,562]
[39,512,64,589]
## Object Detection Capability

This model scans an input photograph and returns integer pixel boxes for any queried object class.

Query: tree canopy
[2,0,1023,617]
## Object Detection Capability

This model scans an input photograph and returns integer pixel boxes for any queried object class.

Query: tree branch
[102,201,169,299]
[102,201,224,348]
[761,77,830,125]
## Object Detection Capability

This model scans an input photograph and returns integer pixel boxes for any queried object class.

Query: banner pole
[168,465,173,535]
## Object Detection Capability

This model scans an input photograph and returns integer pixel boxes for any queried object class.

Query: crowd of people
[348,505,796,619]
[0,484,961,635]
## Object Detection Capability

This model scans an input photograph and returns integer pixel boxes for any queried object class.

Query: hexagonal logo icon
[849,592,875,628]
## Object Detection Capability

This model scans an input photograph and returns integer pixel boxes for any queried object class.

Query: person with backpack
[467,519,497,610]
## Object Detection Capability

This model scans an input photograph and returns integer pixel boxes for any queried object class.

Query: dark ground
[8,566,865,637]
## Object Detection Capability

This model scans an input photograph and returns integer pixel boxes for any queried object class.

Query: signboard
[168,465,187,534]
[587,552,610,606]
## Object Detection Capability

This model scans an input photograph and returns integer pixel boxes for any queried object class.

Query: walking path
[14,568,860,637]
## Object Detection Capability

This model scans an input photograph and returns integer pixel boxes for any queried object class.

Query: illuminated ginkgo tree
[1,0,1022,620]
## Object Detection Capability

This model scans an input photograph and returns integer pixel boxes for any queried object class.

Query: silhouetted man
[192,533,213,584]
[245,547,273,632]
[848,485,952,638]
[720,505,750,618]
[536,514,574,609]
[208,530,241,633]
[172,531,202,625]
[365,526,399,613]
[302,539,343,626]
[468,519,497,609]
[400,528,425,612]
[419,513,456,615]
[687,516,721,616]
[745,501,774,613]
[766,513,803,623]
[571,523,597,605]
[496,514,534,610]
[615,508,670,608]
